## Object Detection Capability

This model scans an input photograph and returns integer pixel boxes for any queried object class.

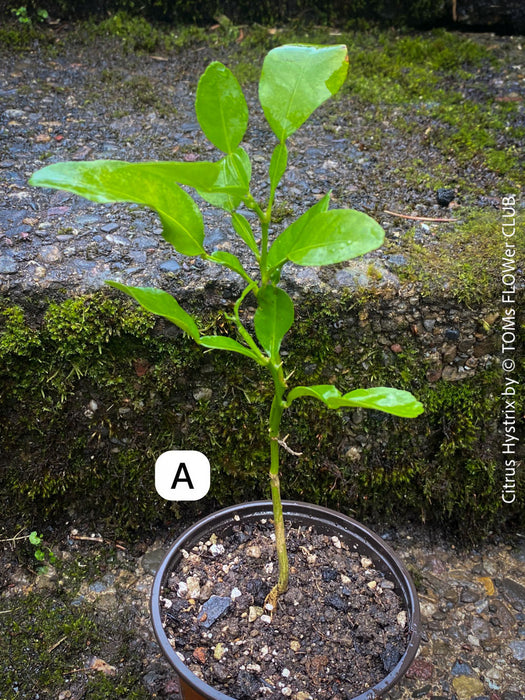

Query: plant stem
[268,361,289,598]
[229,283,268,364]
[260,219,270,285]
[250,191,289,605]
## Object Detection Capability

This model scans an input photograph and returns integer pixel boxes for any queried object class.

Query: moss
[391,210,525,305]
[271,201,295,224]
[427,100,522,180]
[84,675,150,698]
[343,29,493,105]
[0,22,52,50]
[0,288,523,537]
[0,543,150,699]
[84,11,248,54]
[1,590,97,695]
[87,12,166,53]
[233,60,262,86]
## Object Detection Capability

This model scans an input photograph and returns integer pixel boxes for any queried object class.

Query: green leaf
[286,385,341,405]
[269,143,288,192]
[208,251,251,283]
[199,335,259,362]
[30,160,206,256]
[34,550,45,561]
[196,62,249,154]
[254,285,294,360]
[286,385,424,418]
[198,148,251,212]
[272,207,385,268]
[106,282,200,342]
[29,531,42,545]
[231,212,259,256]
[259,44,348,143]
[336,388,424,417]
[267,193,330,269]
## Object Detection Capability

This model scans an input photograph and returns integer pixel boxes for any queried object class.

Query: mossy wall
[1,288,523,538]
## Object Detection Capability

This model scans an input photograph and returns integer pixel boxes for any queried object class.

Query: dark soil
[159,518,409,699]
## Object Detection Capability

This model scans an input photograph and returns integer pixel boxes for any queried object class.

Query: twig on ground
[0,528,28,545]
[63,668,95,676]
[383,209,459,223]
[47,636,67,653]
[70,534,126,551]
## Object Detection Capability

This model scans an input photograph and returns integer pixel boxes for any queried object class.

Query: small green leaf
[208,251,251,283]
[30,161,206,256]
[198,148,251,212]
[254,285,294,360]
[286,385,424,418]
[196,62,249,153]
[267,193,330,269]
[286,385,341,406]
[29,531,42,545]
[269,143,288,192]
[274,208,385,268]
[34,550,45,561]
[199,335,259,362]
[231,212,259,256]
[106,282,200,342]
[259,44,348,143]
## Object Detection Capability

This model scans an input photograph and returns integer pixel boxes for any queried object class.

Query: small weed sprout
[0,529,56,574]
[11,6,48,24]
[30,44,423,606]
[28,531,57,572]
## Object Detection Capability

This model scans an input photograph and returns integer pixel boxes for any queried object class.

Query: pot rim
[151,500,421,700]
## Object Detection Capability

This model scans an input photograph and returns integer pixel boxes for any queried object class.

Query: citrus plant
[30,44,424,607]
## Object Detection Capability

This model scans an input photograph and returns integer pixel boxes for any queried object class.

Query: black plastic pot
[151,501,421,700]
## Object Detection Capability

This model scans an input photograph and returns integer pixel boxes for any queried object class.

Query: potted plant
[30,44,424,699]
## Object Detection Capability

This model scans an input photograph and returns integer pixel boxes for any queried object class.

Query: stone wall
[1,276,522,536]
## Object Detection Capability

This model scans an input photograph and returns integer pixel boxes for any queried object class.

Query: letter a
[171,462,194,490]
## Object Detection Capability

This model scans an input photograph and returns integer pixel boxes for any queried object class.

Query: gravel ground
[1,21,524,700]
[1,26,523,302]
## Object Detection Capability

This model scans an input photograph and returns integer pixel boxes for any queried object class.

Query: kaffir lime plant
[30,44,423,607]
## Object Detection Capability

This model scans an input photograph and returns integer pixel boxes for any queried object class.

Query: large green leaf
[199,335,260,362]
[259,44,348,143]
[29,158,223,193]
[30,160,206,256]
[196,62,249,154]
[106,282,200,341]
[267,193,330,269]
[254,285,294,360]
[286,385,424,418]
[274,208,385,268]
[198,148,251,212]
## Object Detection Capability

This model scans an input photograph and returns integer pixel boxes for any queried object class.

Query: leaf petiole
[230,283,269,366]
